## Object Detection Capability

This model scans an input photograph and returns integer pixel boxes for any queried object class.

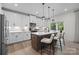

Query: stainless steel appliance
[0,14,7,55]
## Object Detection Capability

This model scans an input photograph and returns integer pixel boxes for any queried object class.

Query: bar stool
[62,31,65,45]
[54,31,65,51]
[40,34,55,54]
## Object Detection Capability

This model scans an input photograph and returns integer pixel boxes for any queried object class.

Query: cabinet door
[23,32,31,40]
[19,33,25,41]
[27,32,31,39]
[21,16,29,27]
[23,33,27,40]
[13,33,18,43]
[6,37,10,44]
[9,33,15,44]
[7,34,10,44]
[14,33,22,42]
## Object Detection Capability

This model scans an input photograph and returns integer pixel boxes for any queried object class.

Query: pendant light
[52,9,55,21]
[48,6,50,20]
[42,3,45,20]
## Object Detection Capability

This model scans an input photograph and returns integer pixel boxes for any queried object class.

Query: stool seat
[54,36,59,39]
[41,38,53,44]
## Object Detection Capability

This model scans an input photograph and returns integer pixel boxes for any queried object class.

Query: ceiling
[2,3,79,17]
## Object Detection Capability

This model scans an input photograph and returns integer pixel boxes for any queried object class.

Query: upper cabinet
[22,15,29,27]
[4,11,21,26]
[30,16,36,23]
[4,11,29,27]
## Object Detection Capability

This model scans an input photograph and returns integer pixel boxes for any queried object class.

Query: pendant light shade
[48,6,50,20]
[42,3,45,19]
[52,9,55,21]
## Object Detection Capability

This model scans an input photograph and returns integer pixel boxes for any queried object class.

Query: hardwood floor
[7,40,79,55]
[7,40,31,54]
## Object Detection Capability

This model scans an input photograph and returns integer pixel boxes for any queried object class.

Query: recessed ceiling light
[64,8,68,11]
[14,3,18,7]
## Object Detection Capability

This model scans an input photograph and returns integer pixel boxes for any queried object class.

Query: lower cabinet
[7,32,31,44]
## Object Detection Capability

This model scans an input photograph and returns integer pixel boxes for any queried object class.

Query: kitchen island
[31,31,57,51]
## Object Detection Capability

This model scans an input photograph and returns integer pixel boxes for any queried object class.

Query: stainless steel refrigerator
[0,14,7,55]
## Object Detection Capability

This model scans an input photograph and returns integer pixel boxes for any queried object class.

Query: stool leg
[50,44,52,54]
[52,44,55,55]
[63,37,65,46]
[59,38,62,51]
[51,42,55,55]
[41,43,42,55]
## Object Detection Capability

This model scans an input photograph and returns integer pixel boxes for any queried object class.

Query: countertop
[32,30,58,36]
[9,31,31,33]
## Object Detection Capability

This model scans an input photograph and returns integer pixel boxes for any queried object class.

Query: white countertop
[32,30,58,35]
[9,31,30,33]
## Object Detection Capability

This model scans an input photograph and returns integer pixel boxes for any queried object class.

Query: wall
[55,12,75,41]
[74,11,79,42]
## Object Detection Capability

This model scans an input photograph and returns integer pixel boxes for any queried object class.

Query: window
[50,23,56,30]
[58,22,64,31]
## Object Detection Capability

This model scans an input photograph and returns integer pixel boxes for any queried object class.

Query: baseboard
[73,41,79,43]
[7,39,31,46]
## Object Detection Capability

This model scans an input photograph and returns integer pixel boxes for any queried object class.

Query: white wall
[55,12,75,41]
[74,11,79,42]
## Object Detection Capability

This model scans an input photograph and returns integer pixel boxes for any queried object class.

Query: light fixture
[14,3,18,7]
[48,6,51,20]
[52,9,55,21]
[42,3,45,20]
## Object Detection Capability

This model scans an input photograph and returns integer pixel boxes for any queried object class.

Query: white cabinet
[7,33,15,44]
[4,11,29,27]
[24,32,31,40]
[7,31,31,44]
[21,16,29,27]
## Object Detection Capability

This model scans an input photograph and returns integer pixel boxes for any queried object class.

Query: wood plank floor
[7,40,79,55]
